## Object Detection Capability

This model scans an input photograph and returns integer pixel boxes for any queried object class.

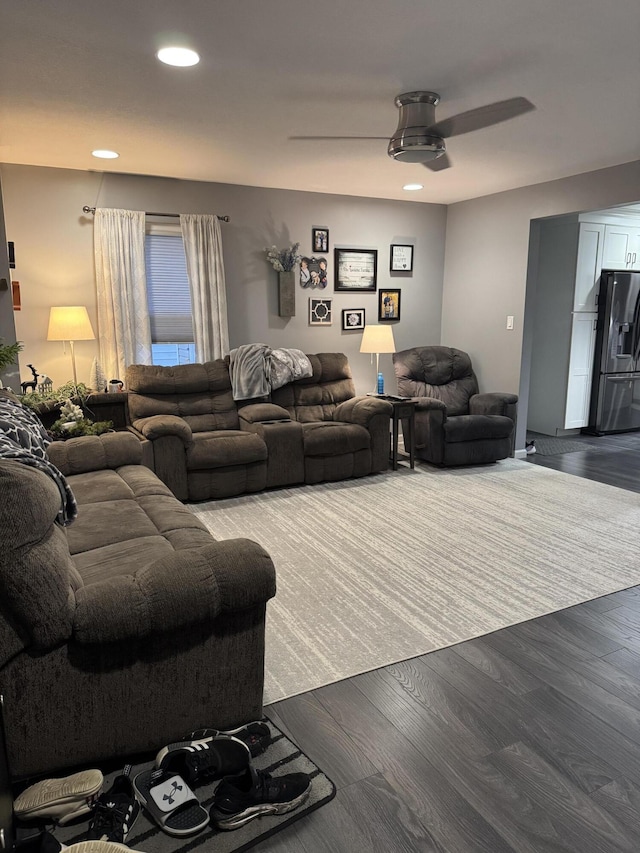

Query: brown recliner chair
[393,345,517,466]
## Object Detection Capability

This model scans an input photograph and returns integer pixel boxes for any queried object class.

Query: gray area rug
[55,719,335,853]
[192,458,640,704]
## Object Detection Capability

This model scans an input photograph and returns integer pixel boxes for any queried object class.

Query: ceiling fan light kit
[290,90,534,174]
[388,92,446,163]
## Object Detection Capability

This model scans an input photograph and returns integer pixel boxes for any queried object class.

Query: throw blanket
[229,345,312,401]
[0,393,77,525]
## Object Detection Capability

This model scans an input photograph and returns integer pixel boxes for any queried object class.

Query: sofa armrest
[72,538,276,644]
[333,395,392,427]
[132,414,193,446]
[46,432,142,475]
[239,403,291,424]
[469,392,518,418]
[413,396,447,415]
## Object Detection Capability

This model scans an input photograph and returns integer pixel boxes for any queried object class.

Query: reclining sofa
[126,353,392,502]
[0,391,276,779]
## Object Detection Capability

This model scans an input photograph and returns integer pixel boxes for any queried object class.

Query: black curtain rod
[82,206,230,222]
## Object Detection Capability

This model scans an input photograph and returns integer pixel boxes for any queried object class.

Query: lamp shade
[47,306,95,341]
[359,324,396,354]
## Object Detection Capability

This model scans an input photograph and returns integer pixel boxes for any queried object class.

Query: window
[144,224,195,365]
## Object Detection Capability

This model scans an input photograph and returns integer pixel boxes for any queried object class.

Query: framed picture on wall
[378,289,401,321]
[390,244,414,272]
[309,297,333,325]
[300,256,328,288]
[312,228,329,253]
[341,308,365,331]
[334,248,378,292]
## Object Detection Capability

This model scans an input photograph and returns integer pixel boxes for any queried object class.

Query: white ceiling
[1,0,639,205]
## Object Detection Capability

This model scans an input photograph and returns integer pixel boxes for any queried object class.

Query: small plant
[49,416,113,440]
[49,396,113,439]
[20,381,91,409]
[265,242,301,272]
[0,338,23,372]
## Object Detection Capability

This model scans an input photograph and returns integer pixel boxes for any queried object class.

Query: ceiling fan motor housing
[388,91,446,163]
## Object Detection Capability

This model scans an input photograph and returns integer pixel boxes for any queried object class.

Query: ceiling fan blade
[428,96,535,138]
[289,136,389,141]
[423,152,452,171]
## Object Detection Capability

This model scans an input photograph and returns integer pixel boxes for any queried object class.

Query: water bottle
[377,372,384,395]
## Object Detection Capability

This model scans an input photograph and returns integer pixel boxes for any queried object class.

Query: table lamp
[47,306,96,385]
[360,324,396,394]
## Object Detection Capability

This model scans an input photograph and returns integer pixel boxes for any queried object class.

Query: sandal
[132,769,208,837]
[14,770,103,825]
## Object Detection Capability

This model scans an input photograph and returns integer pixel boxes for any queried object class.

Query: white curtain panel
[180,213,229,361]
[94,208,152,381]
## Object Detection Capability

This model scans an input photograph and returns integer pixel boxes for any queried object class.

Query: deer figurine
[20,364,39,394]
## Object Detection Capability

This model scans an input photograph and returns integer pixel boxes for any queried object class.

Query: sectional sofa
[126,352,393,501]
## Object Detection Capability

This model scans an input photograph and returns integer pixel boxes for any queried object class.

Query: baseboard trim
[514,448,527,459]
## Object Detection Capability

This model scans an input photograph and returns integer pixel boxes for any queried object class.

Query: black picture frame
[341,308,366,331]
[312,227,329,254]
[299,256,328,289]
[378,288,401,321]
[390,244,414,272]
[334,248,378,292]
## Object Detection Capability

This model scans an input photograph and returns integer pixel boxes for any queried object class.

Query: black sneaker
[156,735,251,786]
[210,766,311,830]
[184,721,271,758]
[87,766,140,843]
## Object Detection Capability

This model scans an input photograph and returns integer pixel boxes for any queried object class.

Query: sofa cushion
[444,414,514,443]
[271,353,356,422]
[72,536,175,585]
[127,361,239,432]
[66,499,164,555]
[302,421,370,456]
[186,430,267,470]
[65,464,215,583]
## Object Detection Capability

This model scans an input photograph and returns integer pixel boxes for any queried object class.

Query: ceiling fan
[290,91,535,171]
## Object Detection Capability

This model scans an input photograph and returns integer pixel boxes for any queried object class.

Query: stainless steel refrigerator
[587,270,640,434]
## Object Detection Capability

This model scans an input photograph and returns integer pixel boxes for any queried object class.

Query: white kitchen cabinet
[574,223,604,311]
[602,224,640,271]
[564,312,598,428]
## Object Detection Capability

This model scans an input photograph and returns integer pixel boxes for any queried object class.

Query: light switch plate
[506,315,514,330]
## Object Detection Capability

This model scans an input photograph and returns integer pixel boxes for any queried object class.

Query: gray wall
[442,159,640,449]
[0,164,446,394]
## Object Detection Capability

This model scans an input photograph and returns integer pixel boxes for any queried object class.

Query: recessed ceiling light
[91,150,119,159]
[403,183,424,191]
[157,47,200,67]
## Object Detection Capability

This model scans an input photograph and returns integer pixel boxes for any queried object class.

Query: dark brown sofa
[126,353,392,501]
[0,426,276,779]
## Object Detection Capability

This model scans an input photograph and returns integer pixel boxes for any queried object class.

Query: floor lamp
[47,306,96,386]
[359,324,396,394]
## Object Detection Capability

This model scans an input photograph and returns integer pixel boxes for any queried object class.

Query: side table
[370,395,416,470]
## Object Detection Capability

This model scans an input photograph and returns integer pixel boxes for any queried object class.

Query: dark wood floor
[262,432,640,852]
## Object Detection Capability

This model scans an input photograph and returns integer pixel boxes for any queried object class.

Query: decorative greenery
[20,382,91,409]
[49,399,113,439]
[265,242,301,272]
[0,338,23,372]
[49,417,114,440]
